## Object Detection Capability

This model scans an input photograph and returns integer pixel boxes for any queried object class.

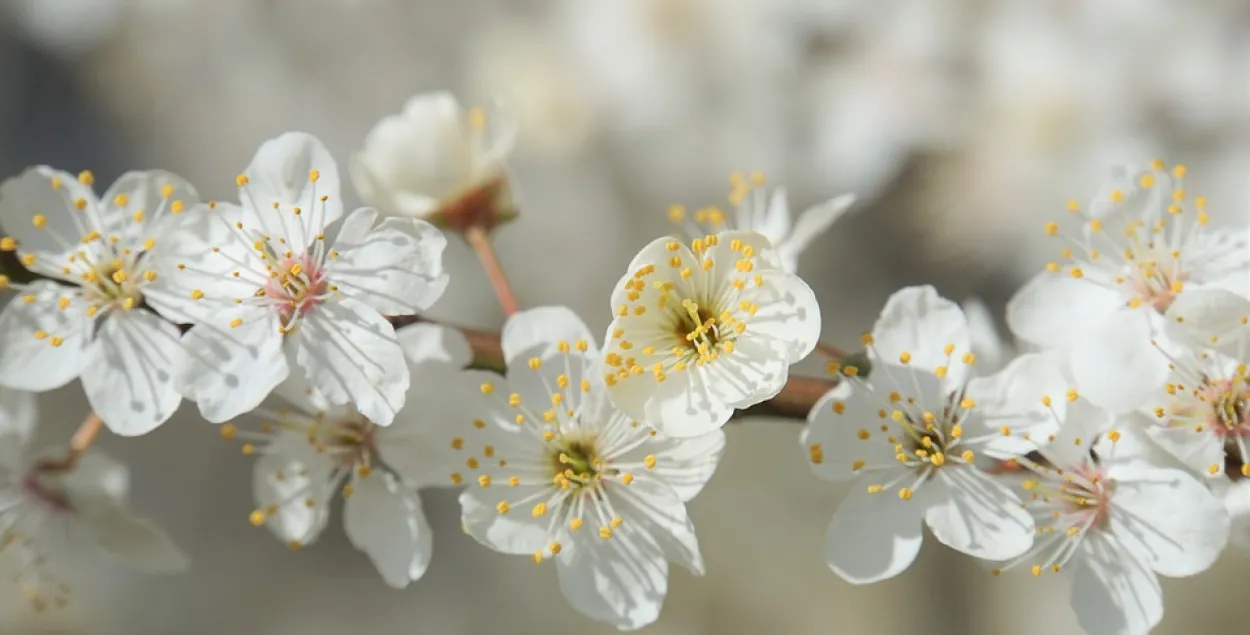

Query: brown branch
[389,315,840,421]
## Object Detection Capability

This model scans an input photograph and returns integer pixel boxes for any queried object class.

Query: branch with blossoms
[0,92,1244,635]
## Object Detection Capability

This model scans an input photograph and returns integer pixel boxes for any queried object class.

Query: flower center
[81,257,145,312]
[675,300,721,354]
[262,256,328,325]
[317,417,376,470]
[547,434,607,489]
[1055,466,1115,529]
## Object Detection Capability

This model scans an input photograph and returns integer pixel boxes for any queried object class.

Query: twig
[36,411,104,472]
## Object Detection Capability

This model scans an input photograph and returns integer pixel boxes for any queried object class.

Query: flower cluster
[0,91,1244,635]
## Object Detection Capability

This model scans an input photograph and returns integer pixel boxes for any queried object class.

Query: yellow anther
[898,351,911,364]
[480,382,494,395]
[190,289,205,300]
[644,455,657,469]
[236,174,249,187]
[496,501,510,514]
[1044,222,1058,236]
[898,488,913,501]
[77,170,94,185]
[248,510,266,526]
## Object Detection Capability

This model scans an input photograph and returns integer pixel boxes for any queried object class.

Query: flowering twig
[35,412,104,473]
[389,315,838,420]
[462,225,520,316]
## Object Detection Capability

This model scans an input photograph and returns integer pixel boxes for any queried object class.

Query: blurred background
[1,0,1249,633]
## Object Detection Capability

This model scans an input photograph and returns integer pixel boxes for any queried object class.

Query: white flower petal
[252,432,337,545]
[459,485,552,555]
[325,208,449,316]
[79,504,189,573]
[1164,287,1250,354]
[923,465,1035,560]
[777,194,855,272]
[0,166,95,282]
[824,473,926,584]
[1105,462,1229,577]
[383,365,482,486]
[1071,315,1168,413]
[1142,423,1223,478]
[343,472,433,589]
[141,202,255,325]
[1086,165,1151,219]
[1041,398,1114,467]
[57,449,129,507]
[240,131,343,249]
[872,285,971,385]
[962,296,1007,372]
[802,387,899,483]
[638,366,736,438]
[612,429,725,502]
[1006,273,1124,350]
[502,305,597,364]
[290,298,408,426]
[396,322,472,369]
[556,517,669,631]
[736,269,821,362]
[1070,533,1162,635]
[180,307,288,423]
[98,170,199,248]
[606,477,703,574]
[80,311,183,436]
[967,352,1069,458]
[0,281,89,391]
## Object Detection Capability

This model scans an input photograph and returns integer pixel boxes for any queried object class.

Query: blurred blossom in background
[1,0,1249,633]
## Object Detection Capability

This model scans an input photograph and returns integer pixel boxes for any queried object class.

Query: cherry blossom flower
[150,132,449,426]
[803,285,1065,584]
[350,91,517,222]
[450,306,724,630]
[0,388,188,611]
[602,231,820,437]
[1007,161,1249,412]
[231,323,471,589]
[994,395,1229,635]
[0,167,199,435]
[667,172,855,273]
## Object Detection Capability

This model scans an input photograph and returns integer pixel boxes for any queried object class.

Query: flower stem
[37,411,104,472]
[464,225,519,316]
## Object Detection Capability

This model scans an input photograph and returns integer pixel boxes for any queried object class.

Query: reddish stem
[36,412,104,472]
[816,341,849,361]
[464,225,519,317]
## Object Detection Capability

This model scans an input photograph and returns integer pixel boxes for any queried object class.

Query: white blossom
[668,172,855,274]
[1007,161,1250,412]
[0,167,199,436]
[803,285,1058,584]
[150,132,449,426]
[234,323,470,588]
[602,231,820,437]
[0,388,188,611]
[449,307,724,630]
[995,395,1229,635]
[349,91,517,220]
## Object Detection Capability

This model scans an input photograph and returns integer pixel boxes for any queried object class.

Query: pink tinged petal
[776,193,856,273]
[802,388,899,484]
[252,432,337,545]
[614,429,725,502]
[872,285,972,386]
[79,504,189,573]
[1070,533,1162,635]
[501,305,598,364]
[0,166,95,283]
[824,470,926,584]
[1164,287,1250,355]
[81,311,183,437]
[459,485,552,556]
[1104,463,1230,577]
[738,269,821,362]
[0,387,38,443]
[556,514,669,631]
[966,352,1069,458]
[141,202,256,325]
[98,170,200,248]
[0,281,89,391]
[343,472,433,588]
[396,322,472,368]
[924,465,1035,561]
[1071,314,1169,413]
[241,131,343,248]
[290,298,408,426]
[325,209,449,315]
[1006,273,1124,350]
[180,308,288,423]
